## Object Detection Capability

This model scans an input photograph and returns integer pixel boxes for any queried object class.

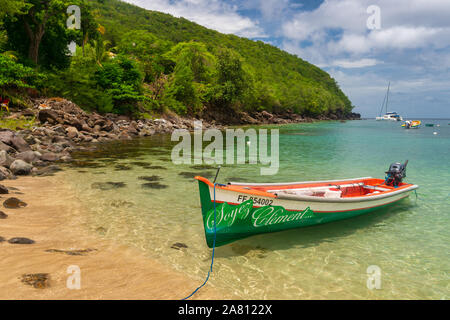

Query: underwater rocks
[130,161,153,169]
[0,211,7,219]
[170,242,188,250]
[91,182,126,190]
[114,164,132,171]
[146,165,167,170]
[45,248,97,256]
[231,244,268,259]
[141,182,168,189]
[3,197,27,209]
[179,171,214,179]
[8,237,35,244]
[110,200,134,208]
[0,184,8,194]
[31,165,62,177]
[138,175,162,182]
[20,273,50,289]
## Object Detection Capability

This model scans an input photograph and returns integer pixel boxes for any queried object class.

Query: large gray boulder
[0,150,15,168]
[66,126,79,139]
[0,130,31,152]
[0,166,14,180]
[40,152,59,162]
[0,141,14,153]
[15,150,41,164]
[9,159,33,175]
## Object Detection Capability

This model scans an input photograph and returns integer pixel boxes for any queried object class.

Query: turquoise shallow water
[64,119,449,299]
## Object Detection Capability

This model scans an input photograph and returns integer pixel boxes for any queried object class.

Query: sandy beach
[0,173,231,300]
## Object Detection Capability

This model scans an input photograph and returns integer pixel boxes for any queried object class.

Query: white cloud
[282,0,450,54]
[123,0,267,38]
[332,58,379,68]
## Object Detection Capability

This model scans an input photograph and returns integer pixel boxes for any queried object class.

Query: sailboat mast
[385,81,390,114]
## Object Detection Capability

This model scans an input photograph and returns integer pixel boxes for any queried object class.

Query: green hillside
[92,0,353,117]
[0,0,354,120]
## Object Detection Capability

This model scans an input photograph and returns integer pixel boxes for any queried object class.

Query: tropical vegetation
[0,0,354,120]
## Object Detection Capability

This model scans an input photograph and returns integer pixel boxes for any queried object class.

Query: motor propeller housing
[385,160,408,187]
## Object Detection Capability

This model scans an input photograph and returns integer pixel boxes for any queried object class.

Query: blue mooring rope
[182,183,217,300]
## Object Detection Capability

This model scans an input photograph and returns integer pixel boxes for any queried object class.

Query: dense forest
[0,0,355,121]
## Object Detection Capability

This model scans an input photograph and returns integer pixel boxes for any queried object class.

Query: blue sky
[125,0,450,118]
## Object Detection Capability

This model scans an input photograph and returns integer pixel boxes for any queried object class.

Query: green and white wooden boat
[195,165,418,247]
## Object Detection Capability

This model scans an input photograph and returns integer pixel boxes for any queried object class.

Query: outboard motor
[385,160,408,187]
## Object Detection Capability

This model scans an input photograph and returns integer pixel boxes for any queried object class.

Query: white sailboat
[375,82,403,121]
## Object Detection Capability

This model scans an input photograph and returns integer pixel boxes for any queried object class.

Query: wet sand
[0,174,232,299]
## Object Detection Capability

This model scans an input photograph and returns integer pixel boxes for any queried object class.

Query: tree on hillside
[118,30,173,81]
[22,0,67,64]
[3,0,85,68]
[213,47,252,109]
[0,0,29,19]
[78,0,100,57]
[162,41,216,114]
[164,42,216,83]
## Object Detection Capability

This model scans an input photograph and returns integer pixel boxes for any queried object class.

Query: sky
[124,0,450,118]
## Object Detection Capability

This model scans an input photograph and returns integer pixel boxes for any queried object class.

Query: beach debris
[20,273,50,289]
[91,182,126,190]
[0,211,7,219]
[141,182,168,189]
[45,248,97,256]
[3,197,28,209]
[8,237,35,244]
[138,175,162,182]
[170,242,188,250]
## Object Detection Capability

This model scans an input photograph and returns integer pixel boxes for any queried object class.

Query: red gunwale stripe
[210,195,408,213]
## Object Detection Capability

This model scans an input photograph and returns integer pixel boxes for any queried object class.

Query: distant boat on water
[402,120,421,129]
[375,82,403,121]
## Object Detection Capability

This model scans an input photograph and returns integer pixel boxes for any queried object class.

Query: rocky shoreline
[0,97,360,181]
[0,97,211,180]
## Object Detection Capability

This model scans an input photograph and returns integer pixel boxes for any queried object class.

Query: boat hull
[196,177,416,247]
